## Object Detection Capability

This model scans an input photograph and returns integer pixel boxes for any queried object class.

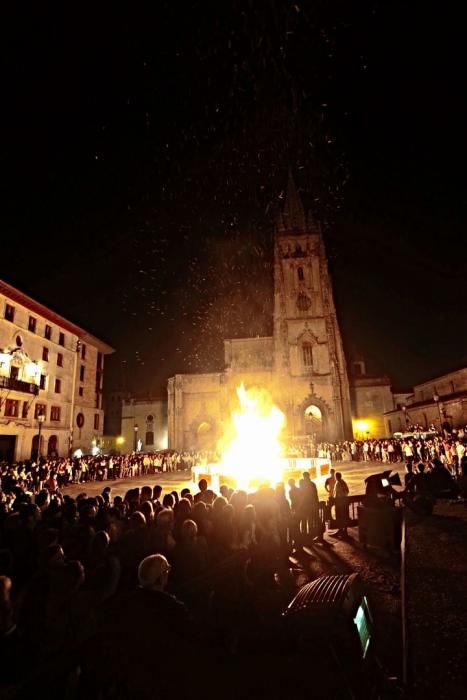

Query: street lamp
[134,424,139,452]
[37,410,45,461]
[401,405,408,430]
[433,393,443,433]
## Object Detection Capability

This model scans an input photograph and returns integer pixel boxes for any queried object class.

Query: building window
[95,395,100,409]
[39,374,46,390]
[147,414,154,422]
[50,406,61,421]
[54,378,61,393]
[59,332,65,347]
[79,387,84,397]
[45,324,52,340]
[42,347,49,362]
[76,412,85,428]
[297,267,304,281]
[28,316,37,333]
[80,365,85,382]
[5,304,15,322]
[10,366,19,380]
[4,399,19,417]
[15,334,22,347]
[81,343,86,360]
[297,293,311,312]
[94,414,100,430]
[145,431,154,446]
[302,343,313,368]
[22,401,29,418]
[57,353,63,367]
[35,403,47,419]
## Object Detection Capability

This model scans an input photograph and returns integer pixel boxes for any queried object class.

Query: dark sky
[2,1,466,393]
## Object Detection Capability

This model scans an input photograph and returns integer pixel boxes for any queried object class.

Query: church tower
[273,172,353,441]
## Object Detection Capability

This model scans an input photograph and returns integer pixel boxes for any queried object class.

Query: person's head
[138,554,171,591]
[213,495,227,513]
[330,468,336,477]
[141,486,152,502]
[153,485,162,501]
[335,472,342,481]
[198,478,208,492]
[162,493,174,509]
[180,519,198,542]
[181,488,191,499]
[156,507,174,529]
[140,500,154,523]
[175,497,191,519]
[35,490,49,510]
[243,503,256,524]
[418,463,426,474]
[219,484,229,499]
[130,511,146,529]
[302,471,310,481]
[92,530,110,556]
[287,478,296,488]
[406,463,413,473]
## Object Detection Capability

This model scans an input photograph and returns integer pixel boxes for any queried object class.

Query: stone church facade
[168,175,389,451]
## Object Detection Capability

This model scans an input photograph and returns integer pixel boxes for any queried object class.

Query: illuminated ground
[64,459,406,500]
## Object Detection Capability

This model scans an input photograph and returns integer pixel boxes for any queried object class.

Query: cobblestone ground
[406,502,467,699]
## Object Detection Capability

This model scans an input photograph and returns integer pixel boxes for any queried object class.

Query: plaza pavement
[64,459,406,501]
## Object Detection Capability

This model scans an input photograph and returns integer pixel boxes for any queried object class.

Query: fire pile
[217,383,286,490]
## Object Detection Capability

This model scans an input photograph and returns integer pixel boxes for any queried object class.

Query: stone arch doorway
[304,404,323,441]
[47,435,58,458]
[31,434,40,460]
[196,421,214,451]
[298,394,331,443]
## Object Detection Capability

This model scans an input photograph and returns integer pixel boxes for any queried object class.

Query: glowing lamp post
[401,405,408,430]
[37,410,45,460]
[134,424,139,452]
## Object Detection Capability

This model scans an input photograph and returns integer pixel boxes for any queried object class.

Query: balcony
[0,376,39,396]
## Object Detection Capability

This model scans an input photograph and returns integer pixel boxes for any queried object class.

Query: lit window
[54,378,61,393]
[302,343,313,368]
[5,399,19,417]
[34,403,46,419]
[5,304,15,322]
[51,406,61,421]
[42,347,49,362]
[28,317,37,333]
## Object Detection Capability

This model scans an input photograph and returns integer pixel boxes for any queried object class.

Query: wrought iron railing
[0,376,39,395]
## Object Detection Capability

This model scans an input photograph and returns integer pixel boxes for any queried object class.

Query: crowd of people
[0,450,203,496]
[2,426,467,696]
[0,470,336,698]
[311,427,467,476]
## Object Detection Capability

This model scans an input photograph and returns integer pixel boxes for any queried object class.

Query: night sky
[2,2,466,394]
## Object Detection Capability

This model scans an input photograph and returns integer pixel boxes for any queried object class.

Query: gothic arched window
[302,342,313,368]
[297,293,311,312]
[297,267,304,281]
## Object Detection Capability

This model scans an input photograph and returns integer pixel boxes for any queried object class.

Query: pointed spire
[284,168,306,231]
